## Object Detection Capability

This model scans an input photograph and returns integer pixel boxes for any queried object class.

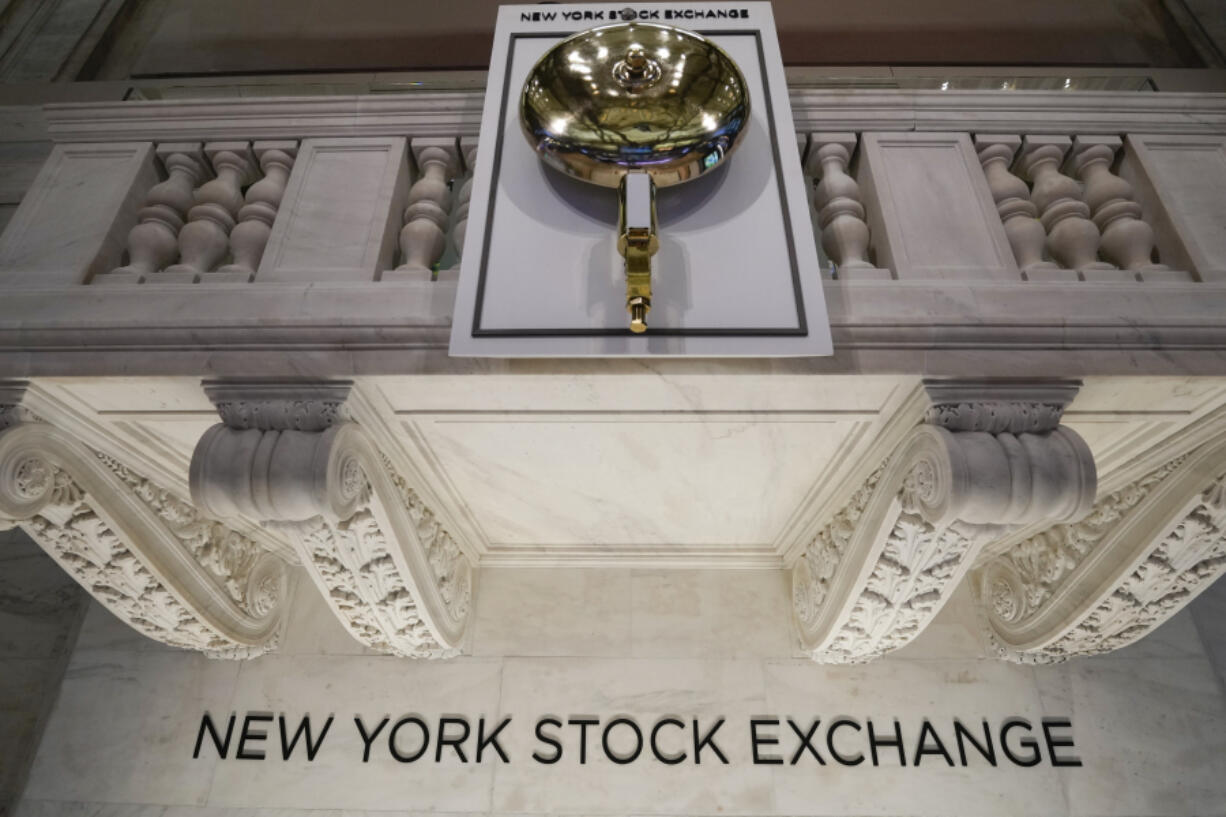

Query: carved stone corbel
[189,380,472,658]
[0,384,287,658]
[792,380,1096,663]
[976,435,1226,662]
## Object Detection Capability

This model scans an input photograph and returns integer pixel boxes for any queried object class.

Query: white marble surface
[1035,655,1226,817]
[415,414,860,551]
[259,137,407,283]
[0,529,86,815]
[21,649,242,806]
[1191,573,1226,691]
[0,142,156,287]
[860,132,1018,282]
[491,657,774,815]
[1124,135,1226,281]
[207,656,504,812]
[473,569,792,659]
[763,658,1071,817]
[17,566,1226,817]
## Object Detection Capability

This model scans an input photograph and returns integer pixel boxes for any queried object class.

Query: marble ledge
[3,279,1226,376]
[14,805,488,817]
[37,89,1226,144]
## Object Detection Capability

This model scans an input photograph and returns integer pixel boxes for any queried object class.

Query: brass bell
[520,22,751,333]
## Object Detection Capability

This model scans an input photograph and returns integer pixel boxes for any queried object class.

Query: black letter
[953,719,996,766]
[650,718,686,764]
[477,717,512,763]
[279,714,333,761]
[602,718,643,764]
[827,718,864,766]
[913,720,954,767]
[693,718,729,764]
[867,718,906,766]
[237,713,272,760]
[1000,718,1041,767]
[354,716,389,763]
[435,717,470,762]
[388,716,430,763]
[533,717,563,764]
[1041,718,1082,767]
[193,713,235,759]
[568,718,599,764]
[788,718,825,765]
[750,719,783,765]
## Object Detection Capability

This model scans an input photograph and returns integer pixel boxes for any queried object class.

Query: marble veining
[15,565,1226,817]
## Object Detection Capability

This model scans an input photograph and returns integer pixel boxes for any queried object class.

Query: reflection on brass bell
[520,22,750,333]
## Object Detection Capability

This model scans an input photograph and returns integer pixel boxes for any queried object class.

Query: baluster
[102,144,211,285]
[450,138,478,264]
[1069,136,1164,279]
[386,139,458,282]
[1017,136,1105,278]
[162,142,256,283]
[974,135,1052,277]
[805,133,874,276]
[214,141,297,283]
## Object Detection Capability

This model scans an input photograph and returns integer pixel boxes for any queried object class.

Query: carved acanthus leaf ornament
[793,416,1096,664]
[0,423,287,658]
[978,441,1226,663]
[192,421,472,658]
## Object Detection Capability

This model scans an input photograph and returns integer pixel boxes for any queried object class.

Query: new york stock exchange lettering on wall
[194,712,1081,769]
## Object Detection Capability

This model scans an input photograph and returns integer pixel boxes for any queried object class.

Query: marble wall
[12,566,1226,817]
[0,527,86,817]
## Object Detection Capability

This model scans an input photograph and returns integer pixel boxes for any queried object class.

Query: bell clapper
[618,172,658,334]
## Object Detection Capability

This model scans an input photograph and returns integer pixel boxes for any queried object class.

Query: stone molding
[39,90,1226,144]
[977,435,1226,662]
[0,420,287,658]
[792,380,1096,663]
[203,378,353,431]
[190,382,472,658]
[11,279,1226,378]
[0,380,38,429]
[922,379,1080,433]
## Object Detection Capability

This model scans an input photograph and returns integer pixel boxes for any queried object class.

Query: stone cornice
[790,90,1226,135]
[5,280,1226,376]
[38,89,1226,144]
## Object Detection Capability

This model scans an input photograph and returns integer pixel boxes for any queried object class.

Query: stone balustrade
[802,132,889,280]
[0,90,1222,375]
[386,139,460,284]
[794,127,1200,284]
[5,92,1218,292]
[98,141,298,284]
[449,137,479,272]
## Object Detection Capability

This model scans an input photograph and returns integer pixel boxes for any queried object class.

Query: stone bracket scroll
[977,433,1226,663]
[0,413,288,658]
[792,379,1096,663]
[189,380,472,658]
